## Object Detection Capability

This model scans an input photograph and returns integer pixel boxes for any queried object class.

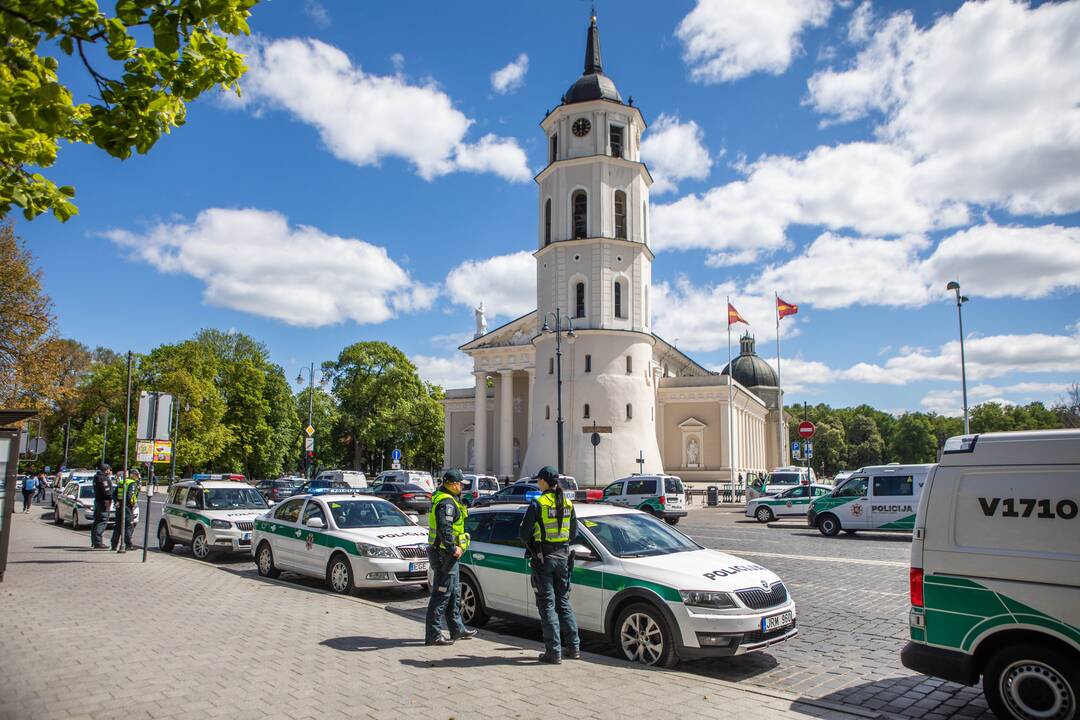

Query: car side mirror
[570,544,597,562]
[305,516,325,529]
[185,500,197,509]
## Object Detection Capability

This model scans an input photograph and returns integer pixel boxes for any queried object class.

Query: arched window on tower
[614,278,627,319]
[626,355,633,374]
[626,404,633,421]
[614,190,627,240]
[544,199,552,245]
[545,405,550,420]
[572,190,588,239]
[575,281,586,319]
[583,404,590,419]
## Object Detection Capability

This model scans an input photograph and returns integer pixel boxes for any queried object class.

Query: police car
[53,477,140,529]
[157,476,268,559]
[807,464,933,536]
[745,483,833,523]
[454,503,797,667]
[251,492,430,593]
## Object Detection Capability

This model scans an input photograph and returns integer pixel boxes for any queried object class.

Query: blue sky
[16,0,1080,415]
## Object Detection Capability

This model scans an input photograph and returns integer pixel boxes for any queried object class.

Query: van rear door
[870,473,917,529]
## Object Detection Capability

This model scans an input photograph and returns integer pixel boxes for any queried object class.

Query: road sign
[805,445,814,459]
[391,448,402,462]
[791,441,801,459]
[804,441,813,452]
[28,437,45,455]
[153,440,172,463]
[590,432,601,447]
[304,437,314,452]
[305,425,315,437]
[391,461,401,470]
[137,392,173,441]
[798,421,816,439]
[136,440,154,463]
[582,426,612,433]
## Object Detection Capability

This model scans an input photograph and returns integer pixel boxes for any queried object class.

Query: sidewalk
[1,509,870,720]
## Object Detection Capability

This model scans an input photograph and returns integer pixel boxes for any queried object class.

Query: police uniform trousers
[425,546,469,642]
[532,543,580,657]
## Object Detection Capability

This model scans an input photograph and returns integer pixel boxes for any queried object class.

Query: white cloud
[445,251,536,320]
[232,36,531,182]
[676,0,832,83]
[920,382,1070,416]
[651,277,799,352]
[847,1,873,42]
[639,113,714,195]
[490,53,529,95]
[303,0,330,27]
[808,0,1080,216]
[104,208,436,327]
[412,354,474,389]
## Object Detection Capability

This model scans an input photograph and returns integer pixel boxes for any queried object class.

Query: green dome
[720,334,778,388]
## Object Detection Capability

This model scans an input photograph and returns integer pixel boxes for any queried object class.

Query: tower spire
[583,10,603,75]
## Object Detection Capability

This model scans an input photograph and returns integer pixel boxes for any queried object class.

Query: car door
[167,486,191,540]
[297,499,332,576]
[58,483,77,519]
[628,478,658,511]
[835,476,870,528]
[470,511,529,614]
[869,474,916,529]
[565,533,606,632]
[602,481,625,506]
[778,485,810,516]
[267,498,306,570]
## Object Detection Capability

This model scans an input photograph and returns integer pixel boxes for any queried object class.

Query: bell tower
[523,14,662,483]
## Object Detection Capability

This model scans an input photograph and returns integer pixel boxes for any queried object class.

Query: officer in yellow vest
[425,469,478,646]
[111,469,140,552]
[518,466,580,663]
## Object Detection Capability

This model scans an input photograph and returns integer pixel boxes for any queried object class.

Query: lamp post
[169,396,190,483]
[296,363,316,475]
[541,308,575,474]
[99,409,109,464]
[946,281,970,434]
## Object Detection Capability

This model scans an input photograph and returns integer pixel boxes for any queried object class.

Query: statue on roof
[474,302,487,338]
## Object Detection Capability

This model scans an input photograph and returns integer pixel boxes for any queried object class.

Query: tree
[1,0,258,221]
[891,413,938,463]
[810,417,847,477]
[847,414,885,468]
[970,402,1014,433]
[0,223,55,405]
[298,386,344,474]
[1054,384,1080,428]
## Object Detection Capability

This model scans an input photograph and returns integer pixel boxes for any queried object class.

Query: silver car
[54,480,139,529]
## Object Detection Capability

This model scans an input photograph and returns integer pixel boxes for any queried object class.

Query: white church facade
[441,17,790,486]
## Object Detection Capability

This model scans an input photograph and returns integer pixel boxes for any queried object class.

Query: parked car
[373,469,435,493]
[473,482,542,507]
[602,474,687,524]
[461,474,500,506]
[157,479,268,559]
[366,482,432,514]
[807,464,934,536]
[291,479,353,497]
[53,479,139,529]
[745,483,833,522]
[254,478,303,505]
[512,474,601,503]
[746,467,817,500]
[313,469,367,489]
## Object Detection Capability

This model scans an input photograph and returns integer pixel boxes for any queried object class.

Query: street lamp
[946,281,971,434]
[541,308,575,474]
[98,409,110,464]
[170,396,191,483]
[297,363,316,476]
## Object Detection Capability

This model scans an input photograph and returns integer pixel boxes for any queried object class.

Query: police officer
[425,469,478,646]
[110,469,140,552]
[91,463,113,549]
[518,466,581,664]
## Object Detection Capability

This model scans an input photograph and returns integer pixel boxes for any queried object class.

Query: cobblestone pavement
[1,506,871,720]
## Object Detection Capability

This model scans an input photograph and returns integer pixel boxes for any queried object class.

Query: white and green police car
[745,483,833,523]
[806,464,933,536]
[251,493,430,593]
[454,503,797,667]
[157,478,268,559]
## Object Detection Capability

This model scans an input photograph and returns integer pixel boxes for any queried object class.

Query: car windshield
[202,488,267,510]
[664,477,684,493]
[328,500,412,528]
[79,485,95,499]
[583,512,700,558]
[768,472,802,485]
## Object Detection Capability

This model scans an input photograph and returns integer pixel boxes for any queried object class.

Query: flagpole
[775,291,784,466]
[727,296,734,486]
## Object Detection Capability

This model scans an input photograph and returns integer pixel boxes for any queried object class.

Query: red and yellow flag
[727,302,747,326]
[777,297,798,319]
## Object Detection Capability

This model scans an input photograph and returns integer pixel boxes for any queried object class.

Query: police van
[453,503,797,667]
[902,430,1080,720]
[746,466,817,500]
[602,474,687,524]
[806,464,933,536]
[157,477,268,559]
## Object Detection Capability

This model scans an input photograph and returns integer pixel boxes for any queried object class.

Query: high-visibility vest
[532,491,573,543]
[428,489,469,551]
[115,477,139,506]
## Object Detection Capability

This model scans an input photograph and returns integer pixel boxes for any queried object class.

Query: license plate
[409,562,428,573]
[242,532,251,541]
[762,611,793,633]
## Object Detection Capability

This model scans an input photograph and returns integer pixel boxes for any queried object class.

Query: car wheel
[71,509,81,530]
[664,516,680,525]
[460,572,490,628]
[256,542,280,579]
[817,513,841,537]
[755,506,774,523]
[616,603,678,668]
[191,527,212,560]
[326,554,354,595]
[157,522,175,552]
[983,643,1078,720]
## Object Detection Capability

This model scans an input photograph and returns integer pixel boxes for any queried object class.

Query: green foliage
[0,0,258,221]
[891,413,938,464]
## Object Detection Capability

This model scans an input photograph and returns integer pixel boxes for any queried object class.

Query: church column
[499,370,515,480]
[526,368,535,438]
[474,371,487,475]
[442,406,451,469]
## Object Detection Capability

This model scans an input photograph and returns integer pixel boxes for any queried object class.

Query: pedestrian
[35,471,47,502]
[22,472,37,513]
[111,469,140,552]
[518,465,580,664]
[424,468,477,646]
[91,463,114,549]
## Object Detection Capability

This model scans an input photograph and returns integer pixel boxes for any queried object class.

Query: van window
[784,486,809,498]
[873,475,914,497]
[490,513,525,547]
[836,477,869,498]
[479,478,499,491]
[664,477,683,494]
[626,479,657,495]
[603,482,623,498]
[813,486,831,497]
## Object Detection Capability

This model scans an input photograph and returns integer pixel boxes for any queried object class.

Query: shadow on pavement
[812,675,990,719]
[787,531,912,544]
[399,655,539,669]
[320,635,427,652]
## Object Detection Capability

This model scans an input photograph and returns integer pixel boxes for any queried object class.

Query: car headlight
[356,542,396,558]
[680,590,738,609]
[211,519,232,529]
